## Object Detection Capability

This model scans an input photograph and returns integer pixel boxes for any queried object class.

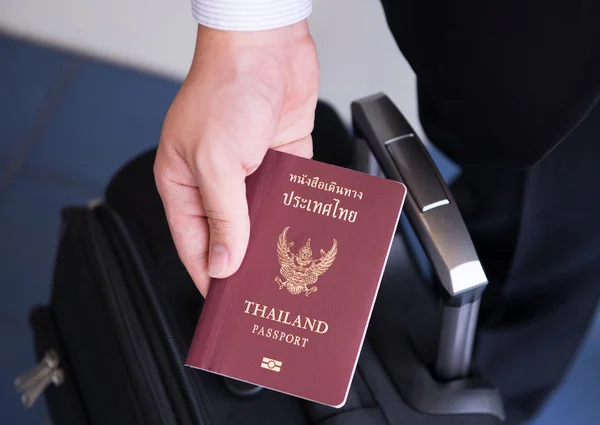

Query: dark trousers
[415,64,600,425]
[376,2,600,422]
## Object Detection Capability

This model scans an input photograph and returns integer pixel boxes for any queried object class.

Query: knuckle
[153,166,168,196]
[305,144,314,159]
[185,249,209,265]
[194,152,209,179]
[153,159,165,181]
[193,146,222,181]
[206,215,235,237]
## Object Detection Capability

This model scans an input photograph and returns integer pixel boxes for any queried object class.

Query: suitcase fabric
[20,100,501,425]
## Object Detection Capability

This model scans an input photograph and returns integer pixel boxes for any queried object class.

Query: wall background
[0,0,423,135]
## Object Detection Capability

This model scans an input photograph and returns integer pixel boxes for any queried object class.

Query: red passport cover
[185,149,407,407]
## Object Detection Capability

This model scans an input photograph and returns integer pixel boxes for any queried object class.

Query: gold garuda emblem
[275,226,337,296]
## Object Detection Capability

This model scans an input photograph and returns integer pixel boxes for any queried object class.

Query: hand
[154,22,319,297]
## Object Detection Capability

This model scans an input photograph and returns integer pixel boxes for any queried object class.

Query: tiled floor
[1,34,598,424]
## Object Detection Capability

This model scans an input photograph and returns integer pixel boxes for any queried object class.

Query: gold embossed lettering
[266,308,277,321]
[253,303,267,318]
[282,190,358,222]
[244,300,327,349]
[312,201,323,214]
[283,191,294,206]
[291,315,302,327]
[332,198,340,218]
[338,207,349,221]
[288,172,364,202]
[316,321,328,334]
[304,317,316,331]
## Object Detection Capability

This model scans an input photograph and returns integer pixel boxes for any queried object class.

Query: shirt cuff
[191,0,312,31]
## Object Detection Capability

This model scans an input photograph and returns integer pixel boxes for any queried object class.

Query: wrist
[186,20,311,97]
[189,20,311,74]
[191,0,312,32]
[195,19,310,49]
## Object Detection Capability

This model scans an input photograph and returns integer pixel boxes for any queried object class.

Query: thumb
[195,151,251,279]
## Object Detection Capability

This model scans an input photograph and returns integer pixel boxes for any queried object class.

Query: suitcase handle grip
[350,93,487,381]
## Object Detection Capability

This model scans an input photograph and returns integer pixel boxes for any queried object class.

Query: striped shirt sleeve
[191,0,312,31]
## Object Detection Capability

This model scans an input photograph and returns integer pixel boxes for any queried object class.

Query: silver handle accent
[351,93,488,381]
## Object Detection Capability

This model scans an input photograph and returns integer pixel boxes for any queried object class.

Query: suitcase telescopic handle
[351,93,487,381]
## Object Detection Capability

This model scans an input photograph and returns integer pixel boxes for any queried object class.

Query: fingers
[155,143,251,296]
[154,148,212,297]
[165,188,211,297]
[156,135,312,298]
[194,146,250,281]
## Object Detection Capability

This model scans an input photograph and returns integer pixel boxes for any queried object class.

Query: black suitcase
[15,93,505,425]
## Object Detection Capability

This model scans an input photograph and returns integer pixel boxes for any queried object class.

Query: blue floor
[0,34,598,424]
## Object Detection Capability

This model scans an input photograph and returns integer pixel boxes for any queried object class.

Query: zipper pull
[21,368,65,408]
[15,350,59,392]
[15,350,65,408]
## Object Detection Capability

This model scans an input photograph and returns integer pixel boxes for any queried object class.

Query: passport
[185,149,407,407]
